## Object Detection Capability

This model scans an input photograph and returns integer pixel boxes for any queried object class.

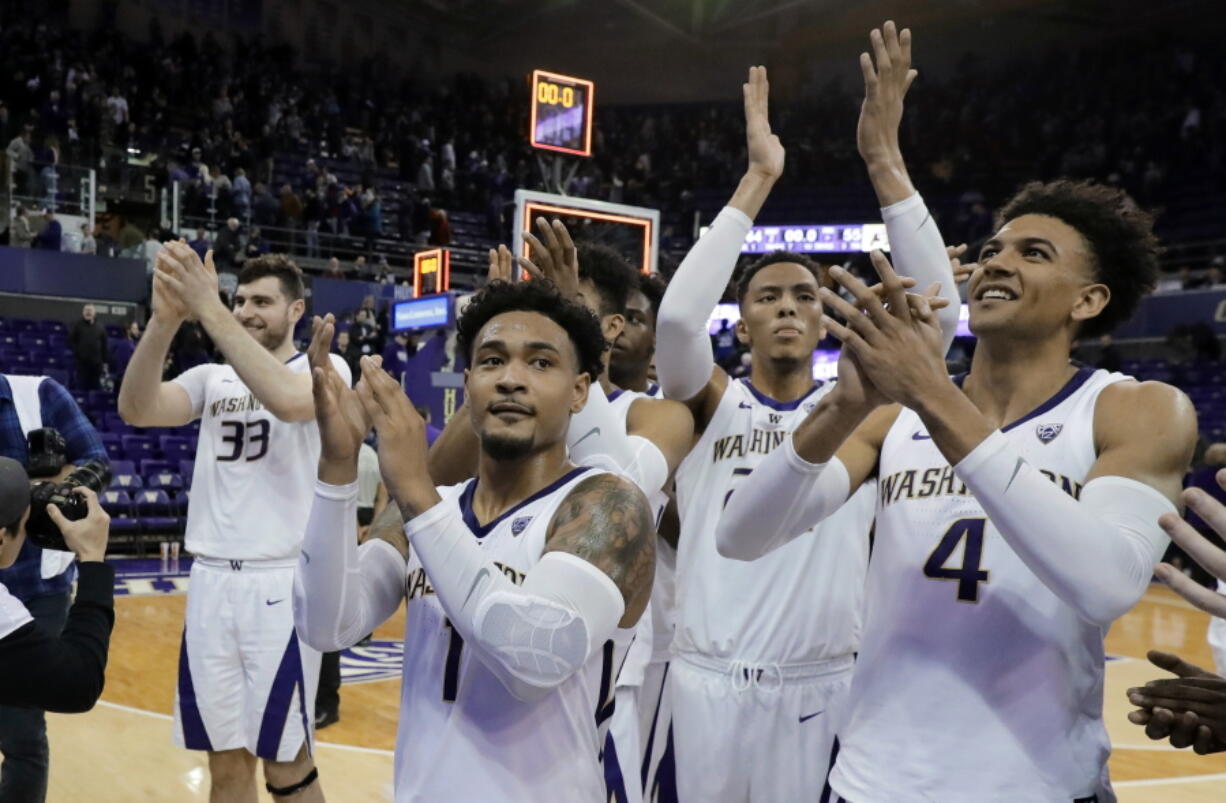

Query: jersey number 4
[923,518,989,603]
[217,420,270,462]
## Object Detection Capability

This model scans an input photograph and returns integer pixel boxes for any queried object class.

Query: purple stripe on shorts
[177,630,213,751]
[256,631,305,760]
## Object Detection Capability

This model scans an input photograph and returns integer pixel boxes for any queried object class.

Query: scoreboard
[530,70,595,157]
[413,248,450,298]
[739,223,890,254]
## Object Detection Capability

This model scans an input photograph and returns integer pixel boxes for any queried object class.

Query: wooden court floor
[35,581,1226,801]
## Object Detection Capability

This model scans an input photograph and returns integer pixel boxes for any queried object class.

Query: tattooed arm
[545,472,656,628]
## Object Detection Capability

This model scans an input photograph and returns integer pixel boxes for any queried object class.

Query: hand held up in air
[155,241,223,321]
[309,314,371,482]
[857,20,917,169]
[517,217,580,300]
[819,250,949,410]
[355,356,440,519]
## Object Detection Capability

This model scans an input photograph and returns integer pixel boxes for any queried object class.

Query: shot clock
[530,70,595,157]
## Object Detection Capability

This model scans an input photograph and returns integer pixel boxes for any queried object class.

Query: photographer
[0,457,114,713]
[0,374,107,803]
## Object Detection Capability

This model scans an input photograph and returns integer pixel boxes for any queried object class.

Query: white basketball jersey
[174,353,352,561]
[397,467,635,803]
[608,387,677,682]
[672,378,876,665]
[831,366,1129,803]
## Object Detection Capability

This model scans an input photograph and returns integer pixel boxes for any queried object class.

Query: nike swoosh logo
[799,710,824,723]
[573,427,600,449]
[912,432,932,440]
[302,550,310,565]
[463,568,489,609]
[266,599,284,606]
[738,402,753,409]
[1005,456,1026,493]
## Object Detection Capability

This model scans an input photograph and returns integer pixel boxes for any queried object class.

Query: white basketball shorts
[173,558,321,762]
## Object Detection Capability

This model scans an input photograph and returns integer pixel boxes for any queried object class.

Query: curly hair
[995,180,1159,338]
[456,280,608,382]
[735,251,824,306]
[237,253,305,301]
[635,272,668,323]
[575,242,635,316]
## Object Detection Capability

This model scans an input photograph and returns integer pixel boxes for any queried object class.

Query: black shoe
[315,708,339,729]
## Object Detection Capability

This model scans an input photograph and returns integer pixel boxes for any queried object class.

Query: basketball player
[119,243,348,802]
[441,234,693,803]
[653,45,959,801]
[716,171,1197,798]
[293,279,656,801]
[610,272,668,396]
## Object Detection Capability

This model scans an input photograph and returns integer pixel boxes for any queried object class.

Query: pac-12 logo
[511,516,533,536]
[1035,423,1063,444]
[340,640,404,684]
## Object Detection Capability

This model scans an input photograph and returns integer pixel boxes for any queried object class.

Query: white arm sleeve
[566,390,671,497]
[567,385,635,475]
[405,499,625,701]
[655,206,753,401]
[880,193,961,354]
[954,431,1175,627]
[293,480,407,652]
[716,433,851,561]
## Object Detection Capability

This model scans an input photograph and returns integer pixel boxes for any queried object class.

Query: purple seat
[35,320,64,333]
[147,472,185,491]
[140,459,174,477]
[159,436,193,460]
[109,474,143,490]
[174,489,191,514]
[17,333,47,350]
[102,440,125,461]
[135,489,180,533]
[110,459,136,476]
[48,333,66,350]
[178,460,195,482]
[44,368,69,387]
[121,435,155,458]
[87,391,113,408]
[10,319,36,333]
[101,490,139,534]
[104,413,128,433]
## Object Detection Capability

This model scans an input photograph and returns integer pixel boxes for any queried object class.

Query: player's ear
[735,317,750,345]
[289,297,306,322]
[602,313,625,345]
[1070,283,1110,329]
[571,370,591,414]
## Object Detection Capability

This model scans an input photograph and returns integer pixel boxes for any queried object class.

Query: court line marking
[96,700,395,756]
[1114,771,1226,787]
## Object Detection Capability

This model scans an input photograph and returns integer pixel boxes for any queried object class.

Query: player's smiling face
[969,213,1109,341]
[465,310,589,462]
[737,262,824,363]
[233,276,303,351]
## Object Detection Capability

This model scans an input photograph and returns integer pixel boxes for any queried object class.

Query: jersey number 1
[923,518,989,602]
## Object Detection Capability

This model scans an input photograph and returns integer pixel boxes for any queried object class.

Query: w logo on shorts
[1036,423,1063,444]
[511,516,533,536]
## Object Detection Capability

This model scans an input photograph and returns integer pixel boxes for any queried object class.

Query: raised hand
[488,244,514,284]
[309,314,370,470]
[948,243,972,285]
[819,251,948,409]
[156,241,223,320]
[1127,650,1226,754]
[152,252,191,324]
[1150,472,1226,617]
[517,217,581,300]
[355,355,439,518]
[857,20,917,167]
[744,66,784,181]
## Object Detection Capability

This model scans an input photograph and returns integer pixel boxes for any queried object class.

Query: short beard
[252,322,289,351]
[480,431,535,462]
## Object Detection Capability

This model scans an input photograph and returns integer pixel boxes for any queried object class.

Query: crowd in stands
[2,11,1223,279]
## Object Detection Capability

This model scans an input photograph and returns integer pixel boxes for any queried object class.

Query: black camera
[21,429,111,551]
